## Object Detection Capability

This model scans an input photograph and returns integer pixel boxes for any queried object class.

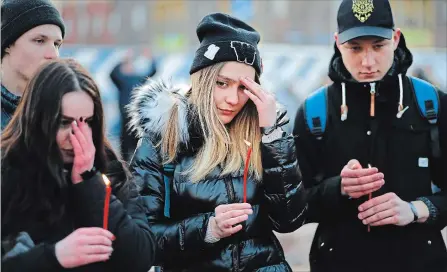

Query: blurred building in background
[51,2,447,270]
[54,0,447,48]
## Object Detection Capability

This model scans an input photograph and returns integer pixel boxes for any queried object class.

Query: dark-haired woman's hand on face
[240,77,276,127]
[70,119,96,184]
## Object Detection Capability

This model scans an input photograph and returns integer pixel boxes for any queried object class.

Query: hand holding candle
[102,174,112,230]
[243,140,252,203]
[210,203,253,239]
[340,159,384,199]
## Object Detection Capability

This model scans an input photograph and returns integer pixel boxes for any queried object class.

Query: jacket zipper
[368,82,377,168]
[224,177,236,203]
[224,177,239,272]
[370,83,376,118]
[367,83,377,233]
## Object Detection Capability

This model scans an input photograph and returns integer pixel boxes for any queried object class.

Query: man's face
[335,29,401,82]
[3,24,63,81]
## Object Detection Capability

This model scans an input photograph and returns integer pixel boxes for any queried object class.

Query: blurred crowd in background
[54,0,447,145]
[52,1,446,269]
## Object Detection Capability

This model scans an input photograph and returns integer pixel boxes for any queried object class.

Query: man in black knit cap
[1,0,66,130]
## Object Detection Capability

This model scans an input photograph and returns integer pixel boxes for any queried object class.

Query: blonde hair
[160,62,262,182]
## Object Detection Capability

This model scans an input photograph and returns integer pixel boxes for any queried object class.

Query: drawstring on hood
[338,74,408,121]
[398,73,404,112]
[340,82,348,121]
[338,73,407,121]
[396,73,410,118]
[329,34,414,121]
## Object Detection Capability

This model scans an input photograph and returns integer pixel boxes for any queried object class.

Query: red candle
[102,174,112,230]
[243,140,252,203]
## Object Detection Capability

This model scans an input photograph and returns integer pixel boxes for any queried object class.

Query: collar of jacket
[1,84,20,115]
[340,76,401,105]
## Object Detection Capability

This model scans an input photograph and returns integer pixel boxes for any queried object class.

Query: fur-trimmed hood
[127,79,193,142]
[127,79,205,154]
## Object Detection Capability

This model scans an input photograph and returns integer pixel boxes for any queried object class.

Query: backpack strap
[162,163,175,218]
[304,86,328,140]
[410,76,439,124]
[409,76,441,158]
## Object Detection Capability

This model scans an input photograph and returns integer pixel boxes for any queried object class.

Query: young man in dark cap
[294,0,447,271]
[1,0,66,130]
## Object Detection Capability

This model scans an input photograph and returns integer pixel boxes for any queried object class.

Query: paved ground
[276,223,317,271]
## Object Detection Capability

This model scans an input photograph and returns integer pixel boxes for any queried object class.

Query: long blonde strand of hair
[159,104,180,163]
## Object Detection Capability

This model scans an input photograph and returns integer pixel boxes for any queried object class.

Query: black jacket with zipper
[293,35,447,272]
[128,80,308,272]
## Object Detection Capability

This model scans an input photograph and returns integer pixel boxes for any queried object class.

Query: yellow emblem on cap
[352,0,374,23]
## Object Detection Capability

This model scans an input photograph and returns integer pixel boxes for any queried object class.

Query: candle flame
[243,139,252,147]
[102,174,111,186]
[368,164,372,168]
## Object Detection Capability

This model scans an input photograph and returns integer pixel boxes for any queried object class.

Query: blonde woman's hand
[70,118,96,184]
[240,77,276,127]
[55,227,115,268]
[209,203,253,239]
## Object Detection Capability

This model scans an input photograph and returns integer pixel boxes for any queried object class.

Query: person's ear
[334,32,341,50]
[392,28,401,50]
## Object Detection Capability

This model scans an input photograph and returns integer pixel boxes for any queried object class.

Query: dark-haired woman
[1,58,157,271]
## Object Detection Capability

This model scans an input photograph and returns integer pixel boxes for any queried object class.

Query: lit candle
[367,164,372,232]
[243,140,252,203]
[102,174,112,230]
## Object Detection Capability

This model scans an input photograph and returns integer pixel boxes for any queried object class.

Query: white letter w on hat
[231,41,256,65]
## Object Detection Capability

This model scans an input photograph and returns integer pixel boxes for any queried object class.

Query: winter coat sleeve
[417,90,447,229]
[293,105,352,223]
[70,170,157,272]
[1,243,62,272]
[261,110,308,233]
[130,138,218,265]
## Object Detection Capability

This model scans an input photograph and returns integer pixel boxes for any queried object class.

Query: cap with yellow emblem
[337,0,394,44]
